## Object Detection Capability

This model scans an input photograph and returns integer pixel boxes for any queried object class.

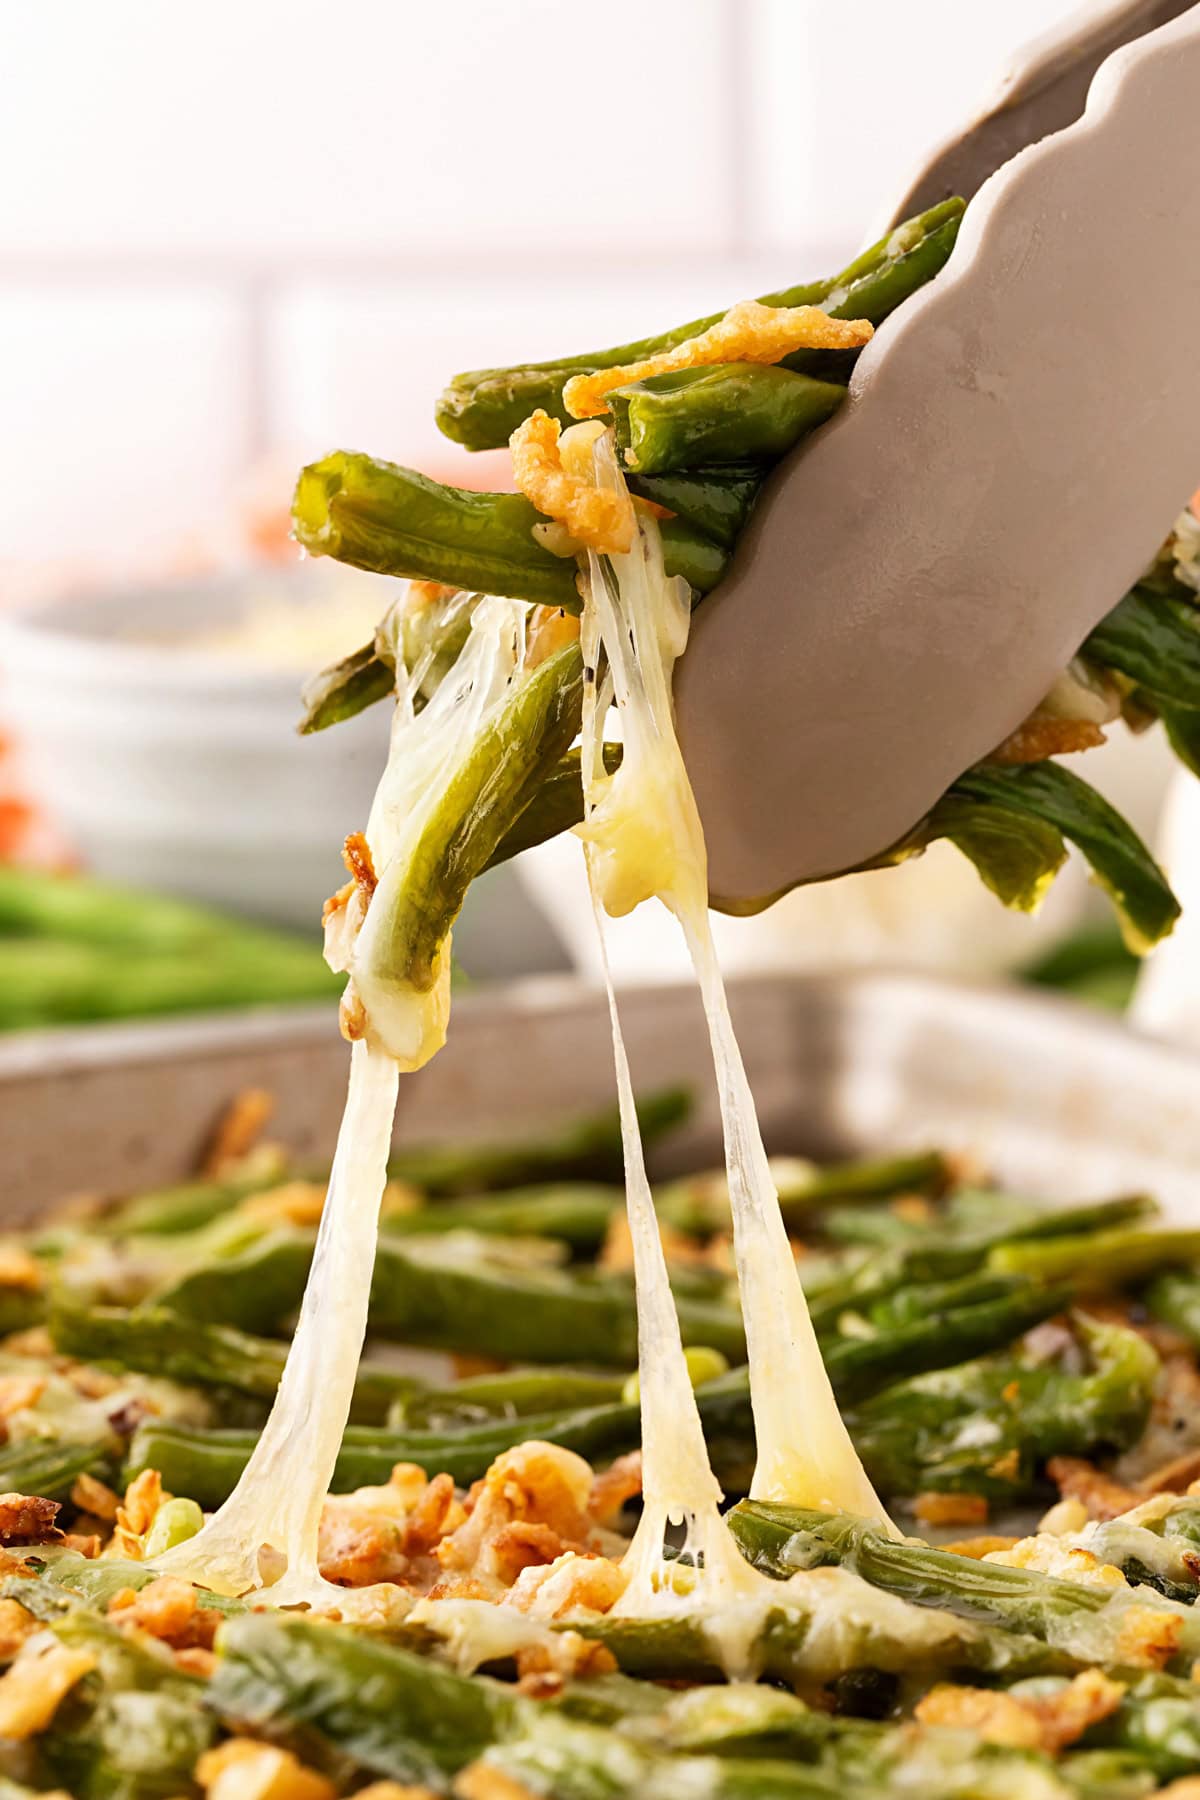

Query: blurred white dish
[0,561,393,930]
[520,829,1083,983]
[519,725,1177,985]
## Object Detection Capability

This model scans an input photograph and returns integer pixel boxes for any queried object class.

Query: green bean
[1145,1268,1200,1345]
[129,1381,733,1504]
[1099,1673,1200,1781]
[375,580,478,687]
[28,1548,243,1615]
[96,1161,292,1238]
[210,1612,516,1788]
[0,1437,114,1501]
[123,1423,273,1508]
[49,1300,421,1425]
[632,1688,1145,1800]
[0,866,337,1026]
[155,1229,745,1364]
[481,722,1179,949]
[990,1227,1200,1289]
[0,933,338,1032]
[802,1195,1148,1325]
[891,783,1070,910]
[389,1084,689,1194]
[294,453,577,604]
[656,1147,953,1236]
[383,1183,622,1251]
[368,1240,744,1366]
[844,1316,1158,1501]
[30,1603,215,1800]
[292,451,724,612]
[823,1281,1075,1407]
[945,764,1179,953]
[209,1604,1054,1800]
[609,364,846,475]
[214,1609,1145,1800]
[362,641,586,1001]
[435,199,965,450]
[483,743,622,872]
[1021,921,1140,1011]
[656,514,728,593]
[105,1087,687,1240]
[1160,696,1200,780]
[351,1398,644,1490]
[983,1196,1158,1244]
[150,1229,313,1333]
[779,202,967,378]
[574,1595,1060,1688]
[297,637,395,734]
[395,1365,625,1430]
[728,1504,1200,1676]
[485,1720,1081,1800]
[626,462,766,550]
[1080,1502,1200,1601]
[0,863,280,956]
[842,761,1180,951]
[0,1582,215,1797]
[154,1205,1067,1374]
[126,1284,1073,1507]
[299,586,481,737]
[1083,582,1200,711]
[862,1270,1029,1331]
[0,1290,45,1337]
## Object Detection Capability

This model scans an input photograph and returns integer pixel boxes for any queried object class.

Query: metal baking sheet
[1,970,1199,1224]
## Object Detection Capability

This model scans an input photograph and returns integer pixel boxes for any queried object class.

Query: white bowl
[0,563,395,931]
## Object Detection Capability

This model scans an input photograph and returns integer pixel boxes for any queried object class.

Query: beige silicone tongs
[674,1,1200,909]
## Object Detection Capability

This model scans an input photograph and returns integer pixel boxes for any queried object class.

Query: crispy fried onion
[523,605,581,670]
[0,1493,63,1547]
[302,1448,629,1597]
[510,413,635,556]
[322,831,380,1042]
[992,658,1121,763]
[915,1669,1124,1755]
[109,1576,220,1654]
[197,1740,335,1800]
[0,1641,96,1739]
[201,1087,274,1179]
[990,717,1107,764]
[561,298,874,420]
[112,1468,169,1559]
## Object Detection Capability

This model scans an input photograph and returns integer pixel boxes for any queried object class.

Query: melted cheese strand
[578,615,754,1614]
[578,435,892,1529]
[684,916,887,1516]
[155,1039,398,1600]
[158,597,533,1600]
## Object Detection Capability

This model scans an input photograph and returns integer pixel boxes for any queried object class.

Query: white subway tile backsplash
[744,0,1095,254]
[3,0,732,259]
[0,1,1109,581]
[263,257,840,475]
[0,287,249,564]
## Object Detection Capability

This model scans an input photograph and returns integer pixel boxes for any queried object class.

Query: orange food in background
[0,733,70,869]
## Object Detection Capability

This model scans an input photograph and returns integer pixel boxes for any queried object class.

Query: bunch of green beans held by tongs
[288,196,1200,955]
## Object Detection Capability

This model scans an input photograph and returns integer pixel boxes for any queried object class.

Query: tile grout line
[239,276,273,464]
[722,0,755,258]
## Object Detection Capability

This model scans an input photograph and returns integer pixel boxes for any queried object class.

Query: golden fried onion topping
[562,298,873,420]
[510,411,634,555]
